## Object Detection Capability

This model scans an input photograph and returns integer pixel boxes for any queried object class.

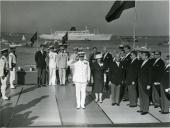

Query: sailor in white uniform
[48,46,58,86]
[72,51,91,109]
[0,48,9,100]
[9,45,17,89]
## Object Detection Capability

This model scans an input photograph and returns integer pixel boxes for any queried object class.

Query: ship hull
[39,34,112,40]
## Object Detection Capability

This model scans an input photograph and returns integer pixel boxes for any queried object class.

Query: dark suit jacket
[161,66,170,90]
[138,60,152,93]
[108,61,123,85]
[89,53,97,67]
[35,51,47,69]
[161,66,170,99]
[121,53,131,81]
[149,58,156,66]
[151,59,165,83]
[102,52,113,69]
[126,58,140,85]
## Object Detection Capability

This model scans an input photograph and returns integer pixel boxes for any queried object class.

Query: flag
[62,32,68,44]
[30,32,37,47]
[105,1,135,22]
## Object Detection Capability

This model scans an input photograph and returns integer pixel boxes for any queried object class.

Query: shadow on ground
[0,95,48,127]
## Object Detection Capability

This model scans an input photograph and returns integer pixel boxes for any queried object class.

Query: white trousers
[59,68,66,85]
[49,67,56,85]
[75,82,87,107]
[1,76,8,98]
[10,68,16,87]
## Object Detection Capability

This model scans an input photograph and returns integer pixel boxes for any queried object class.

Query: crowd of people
[34,43,170,113]
[0,42,169,115]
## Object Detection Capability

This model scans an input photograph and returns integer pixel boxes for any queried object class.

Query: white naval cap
[78,51,85,57]
[1,48,8,53]
[9,44,17,48]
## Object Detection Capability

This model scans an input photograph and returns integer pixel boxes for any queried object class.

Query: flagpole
[133,1,137,49]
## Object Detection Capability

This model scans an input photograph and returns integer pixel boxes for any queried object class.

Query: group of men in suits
[0,45,17,100]
[89,45,170,115]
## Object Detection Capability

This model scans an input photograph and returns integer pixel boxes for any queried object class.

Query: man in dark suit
[149,51,156,65]
[126,51,140,107]
[121,45,132,101]
[108,54,123,106]
[151,50,165,108]
[138,51,152,115]
[148,51,156,104]
[89,47,98,87]
[89,47,98,67]
[160,55,170,114]
[35,44,47,87]
[102,47,113,91]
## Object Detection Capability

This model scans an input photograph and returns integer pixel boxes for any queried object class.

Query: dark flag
[30,32,37,47]
[62,32,68,44]
[106,1,135,22]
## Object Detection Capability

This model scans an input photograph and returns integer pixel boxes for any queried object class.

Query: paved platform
[0,84,170,127]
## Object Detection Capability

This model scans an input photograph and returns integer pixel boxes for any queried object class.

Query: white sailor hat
[78,51,85,57]
[10,44,17,48]
[139,47,151,52]
[95,52,102,59]
[1,48,8,53]
[49,45,54,49]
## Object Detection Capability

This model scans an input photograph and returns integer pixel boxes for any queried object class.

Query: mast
[132,1,137,49]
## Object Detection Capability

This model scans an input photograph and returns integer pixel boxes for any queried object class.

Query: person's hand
[109,81,112,85]
[132,81,135,85]
[147,85,151,90]
[2,76,5,80]
[165,89,169,92]
[154,82,160,85]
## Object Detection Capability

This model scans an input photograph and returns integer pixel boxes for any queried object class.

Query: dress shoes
[159,111,169,114]
[76,106,80,109]
[2,96,9,100]
[141,112,148,115]
[116,103,120,106]
[137,110,143,113]
[129,105,137,107]
[10,86,16,89]
[81,106,85,109]
[123,98,129,101]
[99,100,103,103]
[154,106,159,108]
[161,112,169,114]
[112,103,116,106]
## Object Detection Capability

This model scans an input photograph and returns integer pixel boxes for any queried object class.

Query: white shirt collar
[166,64,170,69]
[141,59,148,67]
[131,57,137,63]
[125,52,130,58]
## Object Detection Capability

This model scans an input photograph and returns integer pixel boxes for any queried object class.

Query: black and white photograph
[0,0,170,127]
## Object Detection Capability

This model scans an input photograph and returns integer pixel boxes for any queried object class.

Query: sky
[1,1,169,36]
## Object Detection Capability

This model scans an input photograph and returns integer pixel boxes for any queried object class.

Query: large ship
[39,27,112,41]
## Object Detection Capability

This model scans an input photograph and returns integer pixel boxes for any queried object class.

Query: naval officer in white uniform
[48,46,58,86]
[9,45,17,89]
[72,51,90,109]
[0,48,9,100]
